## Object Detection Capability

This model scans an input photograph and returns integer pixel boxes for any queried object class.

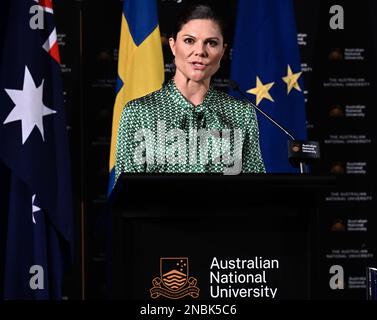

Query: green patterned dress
[115,79,265,180]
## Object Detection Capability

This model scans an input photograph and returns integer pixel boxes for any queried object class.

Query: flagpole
[77,0,86,301]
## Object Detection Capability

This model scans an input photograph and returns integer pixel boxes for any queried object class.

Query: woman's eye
[184,38,194,44]
[207,40,218,47]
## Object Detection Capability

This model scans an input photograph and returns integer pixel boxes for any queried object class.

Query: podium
[107,174,335,300]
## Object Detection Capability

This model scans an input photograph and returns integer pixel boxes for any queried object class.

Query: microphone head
[288,140,321,167]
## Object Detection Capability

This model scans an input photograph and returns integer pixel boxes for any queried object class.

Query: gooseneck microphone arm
[228,80,296,141]
[229,80,306,174]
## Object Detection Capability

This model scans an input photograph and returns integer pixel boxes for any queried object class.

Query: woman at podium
[115,3,265,180]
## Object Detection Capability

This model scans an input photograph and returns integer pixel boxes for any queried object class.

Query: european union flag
[0,0,73,299]
[230,0,307,173]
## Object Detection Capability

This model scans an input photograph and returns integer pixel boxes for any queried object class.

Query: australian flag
[230,0,307,173]
[0,0,73,299]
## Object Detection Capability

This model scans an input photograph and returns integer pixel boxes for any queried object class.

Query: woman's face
[169,19,226,83]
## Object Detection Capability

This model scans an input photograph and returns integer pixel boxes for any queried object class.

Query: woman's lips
[191,62,207,70]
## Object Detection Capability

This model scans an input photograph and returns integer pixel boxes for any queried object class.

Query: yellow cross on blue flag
[230,0,307,173]
[108,0,164,191]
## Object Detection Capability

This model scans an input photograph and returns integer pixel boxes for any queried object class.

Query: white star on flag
[3,66,57,144]
[32,194,41,224]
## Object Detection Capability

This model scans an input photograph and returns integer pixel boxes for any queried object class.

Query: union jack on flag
[34,0,54,13]
[0,0,73,299]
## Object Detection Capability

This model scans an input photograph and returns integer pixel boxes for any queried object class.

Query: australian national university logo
[150,257,200,299]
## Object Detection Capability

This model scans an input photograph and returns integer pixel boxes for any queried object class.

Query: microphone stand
[229,80,305,174]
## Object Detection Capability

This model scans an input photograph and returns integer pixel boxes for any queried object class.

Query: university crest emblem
[150,257,199,299]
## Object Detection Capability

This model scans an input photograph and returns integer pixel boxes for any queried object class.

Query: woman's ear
[169,37,176,56]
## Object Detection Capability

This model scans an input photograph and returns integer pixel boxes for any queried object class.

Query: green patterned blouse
[115,79,265,180]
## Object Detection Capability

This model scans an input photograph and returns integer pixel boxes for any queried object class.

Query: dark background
[52,0,377,299]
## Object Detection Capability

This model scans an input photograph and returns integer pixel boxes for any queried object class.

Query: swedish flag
[230,0,307,173]
[108,0,164,191]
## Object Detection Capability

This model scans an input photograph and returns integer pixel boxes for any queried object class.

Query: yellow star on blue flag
[230,0,307,173]
[247,76,275,106]
[282,64,302,94]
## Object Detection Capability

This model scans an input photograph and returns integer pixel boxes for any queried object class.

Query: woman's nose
[194,42,207,57]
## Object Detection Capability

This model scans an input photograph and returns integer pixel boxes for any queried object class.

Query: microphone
[229,79,320,173]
